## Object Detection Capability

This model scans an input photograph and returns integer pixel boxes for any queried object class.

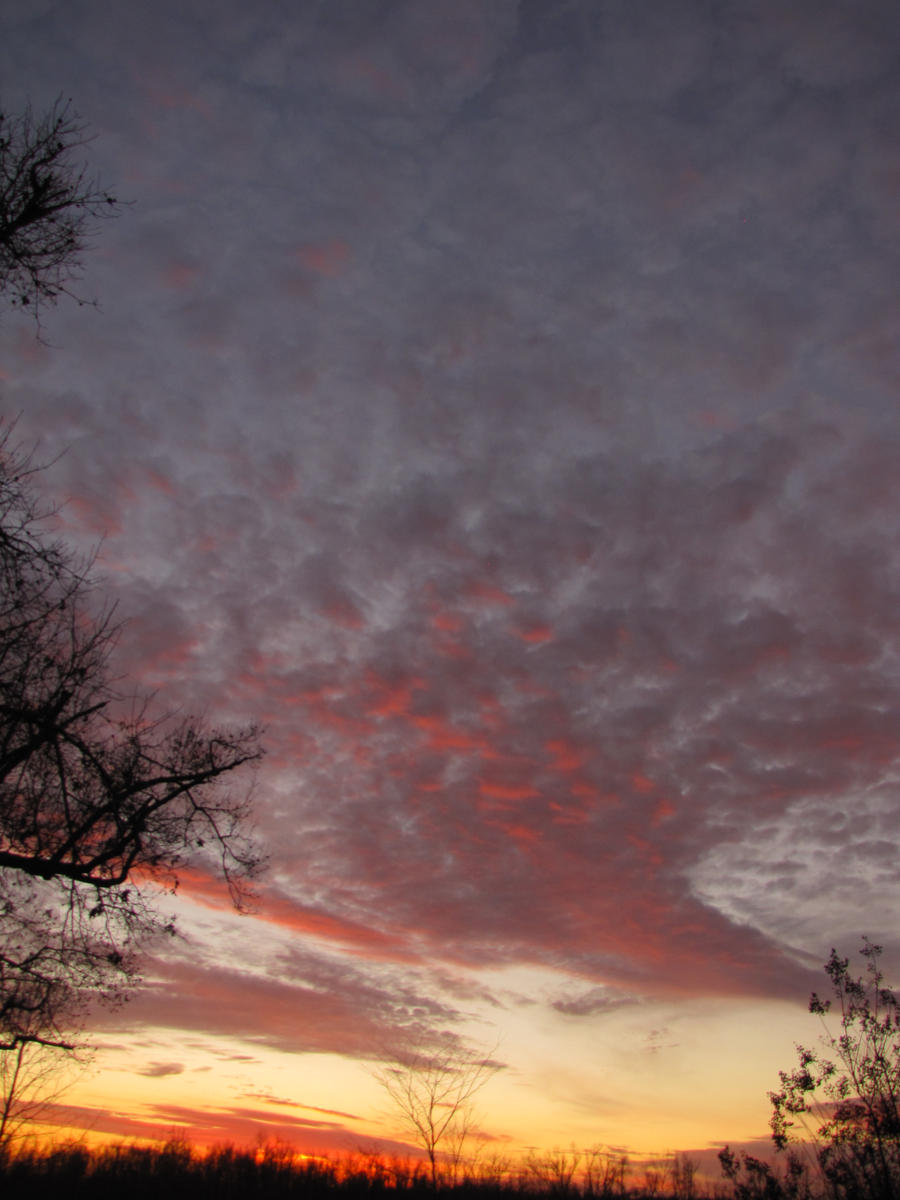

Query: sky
[2,0,900,1171]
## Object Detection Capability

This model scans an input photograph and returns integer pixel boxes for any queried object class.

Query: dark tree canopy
[0,98,119,315]
[0,428,263,1050]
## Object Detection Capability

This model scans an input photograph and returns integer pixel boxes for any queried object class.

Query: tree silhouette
[770,938,900,1200]
[523,1146,582,1196]
[0,1037,87,1153]
[374,1039,499,1188]
[0,98,119,317]
[0,427,264,1052]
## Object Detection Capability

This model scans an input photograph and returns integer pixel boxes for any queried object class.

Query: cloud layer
[3,0,900,1152]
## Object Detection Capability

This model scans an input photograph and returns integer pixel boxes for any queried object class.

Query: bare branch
[373,1037,501,1188]
[0,1036,90,1155]
[0,97,121,323]
[0,422,265,1054]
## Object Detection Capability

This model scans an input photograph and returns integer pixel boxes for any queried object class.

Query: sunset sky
[2,0,900,1171]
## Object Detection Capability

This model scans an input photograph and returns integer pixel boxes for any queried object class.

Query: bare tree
[0,1037,88,1153]
[670,1152,699,1200]
[523,1146,582,1196]
[0,426,264,1052]
[463,1149,514,1187]
[374,1039,500,1188]
[640,1160,665,1198]
[0,97,119,316]
[582,1145,629,1198]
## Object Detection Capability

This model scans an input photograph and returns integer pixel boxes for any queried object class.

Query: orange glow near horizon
[28,953,818,1175]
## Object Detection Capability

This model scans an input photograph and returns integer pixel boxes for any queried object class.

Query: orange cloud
[479,781,538,802]
[39,1099,374,1156]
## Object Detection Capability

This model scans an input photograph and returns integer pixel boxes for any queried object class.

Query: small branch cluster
[0,98,119,316]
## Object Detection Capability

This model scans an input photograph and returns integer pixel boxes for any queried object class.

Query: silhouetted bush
[770,940,900,1200]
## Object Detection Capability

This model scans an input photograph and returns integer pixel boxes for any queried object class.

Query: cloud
[242,1093,361,1121]
[4,0,900,1112]
[36,1100,406,1156]
[90,944,473,1060]
[136,1061,185,1078]
[551,989,634,1019]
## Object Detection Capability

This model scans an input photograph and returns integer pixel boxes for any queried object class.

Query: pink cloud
[432,610,464,632]
[630,771,657,795]
[38,1099,383,1156]
[515,624,554,644]
[176,869,405,960]
[544,740,584,772]
[93,950,462,1062]
[365,672,425,718]
[411,713,486,753]
[464,580,515,606]
[548,800,591,826]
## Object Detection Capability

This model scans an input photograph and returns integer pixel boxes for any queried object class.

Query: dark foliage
[718,1147,813,1200]
[769,939,900,1200]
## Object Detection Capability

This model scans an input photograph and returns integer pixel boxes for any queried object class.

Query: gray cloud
[136,1061,186,1078]
[3,0,900,1066]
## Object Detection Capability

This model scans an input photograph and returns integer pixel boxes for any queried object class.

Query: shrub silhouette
[769,939,900,1200]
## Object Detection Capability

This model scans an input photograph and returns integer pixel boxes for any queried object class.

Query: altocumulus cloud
[2,0,900,1066]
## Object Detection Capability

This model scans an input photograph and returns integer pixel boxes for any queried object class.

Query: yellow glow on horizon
[42,960,819,1165]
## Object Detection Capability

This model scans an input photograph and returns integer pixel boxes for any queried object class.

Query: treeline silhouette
[0,1141,593,1200]
[0,1137,812,1200]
